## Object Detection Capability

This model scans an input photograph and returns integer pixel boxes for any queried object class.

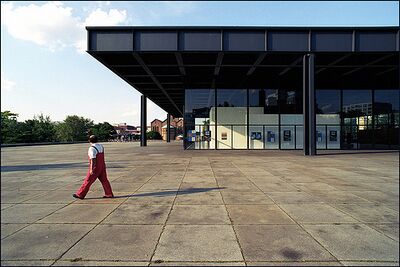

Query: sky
[1,1,399,126]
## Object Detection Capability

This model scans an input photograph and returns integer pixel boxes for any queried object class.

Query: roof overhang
[86,26,400,117]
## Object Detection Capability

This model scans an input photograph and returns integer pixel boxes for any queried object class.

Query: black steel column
[303,54,316,155]
[140,95,147,147]
[167,113,171,143]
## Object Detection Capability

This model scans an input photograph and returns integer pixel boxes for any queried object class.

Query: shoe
[72,194,84,199]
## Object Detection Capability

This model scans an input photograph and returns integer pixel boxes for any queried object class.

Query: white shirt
[88,143,104,159]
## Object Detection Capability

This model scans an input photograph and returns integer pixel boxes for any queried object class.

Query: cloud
[1,2,127,53]
[121,108,138,117]
[1,72,16,92]
[161,1,197,15]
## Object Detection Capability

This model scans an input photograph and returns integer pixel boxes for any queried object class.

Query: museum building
[86,26,399,154]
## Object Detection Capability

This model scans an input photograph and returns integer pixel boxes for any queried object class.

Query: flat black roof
[87,26,399,117]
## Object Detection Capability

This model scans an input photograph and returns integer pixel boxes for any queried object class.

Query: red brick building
[151,116,183,140]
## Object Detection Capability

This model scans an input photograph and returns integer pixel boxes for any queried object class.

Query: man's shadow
[83,187,225,200]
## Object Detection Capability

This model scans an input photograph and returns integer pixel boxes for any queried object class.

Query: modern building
[86,26,399,154]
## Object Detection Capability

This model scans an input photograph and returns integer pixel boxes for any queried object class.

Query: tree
[1,111,19,143]
[90,122,117,141]
[31,114,56,142]
[147,130,162,140]
[55,115,94,142]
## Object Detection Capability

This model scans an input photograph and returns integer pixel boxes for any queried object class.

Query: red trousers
[76,152,113,198]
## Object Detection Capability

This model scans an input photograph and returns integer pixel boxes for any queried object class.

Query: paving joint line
[50,168,161,266]
[148,157,192,264]
[231,161,342,263]
[211,158,246,263]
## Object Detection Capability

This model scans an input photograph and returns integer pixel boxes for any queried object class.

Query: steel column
[167,114,171,142]
[141,95,147,147]
[303,54,316,156]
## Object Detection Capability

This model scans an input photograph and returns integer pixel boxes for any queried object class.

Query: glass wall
[279,89,303,149]
[184,88,398,150]
[249,89,279,149]
[342,90,372,149]
[316,90,341,149]
[374,90,400,149]
[184,89,215,149]
[216,89,247,149]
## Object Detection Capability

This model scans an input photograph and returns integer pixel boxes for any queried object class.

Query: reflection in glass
[279,89,302,114]
[374,90,400,149]
[217,89,247,149]
[184,89,215,150]
[342,90,372,149]
[316,90,340,114]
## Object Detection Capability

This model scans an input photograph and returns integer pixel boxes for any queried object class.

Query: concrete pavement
[1,142,399,266]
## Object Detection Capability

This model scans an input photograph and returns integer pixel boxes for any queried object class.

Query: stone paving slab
[1,204,65,223]
[339,261,400,266]
[333,203,399,223]
[246,261,342,266]
[367,223,399,241]
[167,205,230,224]
[149,262,246,266]
[1,260,55,266]
[1,190,47,204]
[220,191,274,204]
[279,204,357,223]
[62,225,163,261]
[1,224,93,260]
[303,224,399,261]
[38,204,119,224]
[1,142,399,265]
[53,260,149,266]
[235,224,336,262]
[102,204,171,225]
[24,190,77,204]
[1,223,29,239]
[226,205,295,225]
[153,225,243,262]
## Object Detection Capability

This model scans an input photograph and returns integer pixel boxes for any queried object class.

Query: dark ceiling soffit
[279,56,303,76]
[175,53,186,75]
[214,52,224,76]
[246,53,267,76]
[342,54,394,76]
[132,53,183,116]
[87,51,179,116]
[315,54,352,74]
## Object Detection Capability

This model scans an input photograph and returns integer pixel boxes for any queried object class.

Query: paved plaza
[1,142,399,266]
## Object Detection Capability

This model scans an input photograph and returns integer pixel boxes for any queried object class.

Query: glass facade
[184,88,399,150]
[184,89,215,149]
[217,89,247,149]
[374,90,400,149]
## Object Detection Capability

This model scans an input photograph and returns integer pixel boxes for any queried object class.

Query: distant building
[112,123,141,141]
[114,123,139,135]
[151,119,163,135]
[150,115,183,141]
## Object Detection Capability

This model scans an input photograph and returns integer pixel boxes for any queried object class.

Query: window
[217,89,247,149]
[316,90,340,114]
[184,89,215,149]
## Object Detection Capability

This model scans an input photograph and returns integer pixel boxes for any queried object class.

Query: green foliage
[1,111,119,144]
[55,115,94,142]
[1,111,20,143]
[147,130,162,140]
[31,114,56,142]
[1,112,56,143]
[89,122,117,141]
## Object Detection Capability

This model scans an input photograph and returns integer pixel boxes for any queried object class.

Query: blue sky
[1,1,399,126]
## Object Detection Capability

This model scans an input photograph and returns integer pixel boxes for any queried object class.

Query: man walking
[73,135,114,199]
